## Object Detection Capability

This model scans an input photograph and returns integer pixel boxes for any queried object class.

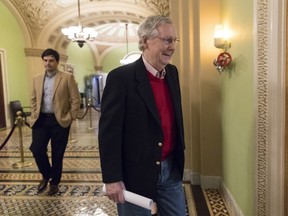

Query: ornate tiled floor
[0,109,229,216]
[204,189,230,216]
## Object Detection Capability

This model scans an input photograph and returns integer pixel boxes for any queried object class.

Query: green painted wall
[66,43,139,92]
[102,43,139,72]
[0,0,138,105]
[66,43,95,92]
[0,2,30,106]
[221,0,254,215]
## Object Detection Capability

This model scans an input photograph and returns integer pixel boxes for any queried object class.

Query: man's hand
[105,181,125,203]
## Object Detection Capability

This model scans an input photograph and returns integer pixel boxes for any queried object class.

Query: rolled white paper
[102,184,154,210]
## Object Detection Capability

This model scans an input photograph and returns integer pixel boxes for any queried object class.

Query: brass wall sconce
[213,25,232,73]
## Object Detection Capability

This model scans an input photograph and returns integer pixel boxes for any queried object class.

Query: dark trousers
[30,114,70,185]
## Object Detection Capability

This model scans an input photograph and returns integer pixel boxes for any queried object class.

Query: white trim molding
[255,0,286,215]
[200,176,221,189]
[0,49,10,127]
[221,182,244,216]
[183,169,201,185]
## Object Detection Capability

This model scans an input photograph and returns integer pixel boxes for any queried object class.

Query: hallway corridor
[0,108,229,215]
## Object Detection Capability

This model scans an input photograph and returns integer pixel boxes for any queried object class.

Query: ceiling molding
[8,0,170,48]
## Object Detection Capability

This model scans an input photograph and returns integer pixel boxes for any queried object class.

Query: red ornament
[216,52,232,67]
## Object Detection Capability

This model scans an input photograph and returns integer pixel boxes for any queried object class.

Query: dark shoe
[48,185,59,196]
[38,179,48,192]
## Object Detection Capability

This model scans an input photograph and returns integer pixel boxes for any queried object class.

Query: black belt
[40,113,54,117]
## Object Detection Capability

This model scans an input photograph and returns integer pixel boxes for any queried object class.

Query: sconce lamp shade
[213,24,232,51]
[214,25,226,49]
[214,25,225,38]
[213,25,233,73]
[214,38,226,49]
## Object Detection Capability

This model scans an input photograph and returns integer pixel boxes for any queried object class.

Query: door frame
[255,0,286,215]
[0,49,10,128]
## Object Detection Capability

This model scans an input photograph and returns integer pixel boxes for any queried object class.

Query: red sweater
[147,71,175,160]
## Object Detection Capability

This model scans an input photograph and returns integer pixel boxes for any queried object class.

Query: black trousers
[30,114,70,185]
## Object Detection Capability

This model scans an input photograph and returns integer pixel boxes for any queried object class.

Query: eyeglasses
[155,36,180,45]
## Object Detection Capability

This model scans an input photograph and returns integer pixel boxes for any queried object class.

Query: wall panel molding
[255,0,286,215]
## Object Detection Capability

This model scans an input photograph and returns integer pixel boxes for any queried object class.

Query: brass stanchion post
[12,111,33,169]
[69,121,77,143]
[87,98,95,130]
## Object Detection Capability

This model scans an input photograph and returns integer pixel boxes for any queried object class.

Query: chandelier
[61,0,98,48]
[120,23,141,65]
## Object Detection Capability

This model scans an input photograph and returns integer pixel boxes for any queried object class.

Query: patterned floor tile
[204,188,230,216]
[0,196,117,216]
[0,110,230,216]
